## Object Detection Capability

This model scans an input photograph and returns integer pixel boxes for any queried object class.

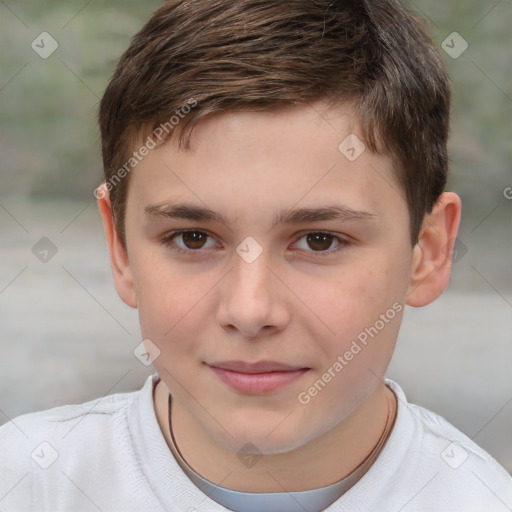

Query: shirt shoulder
[406,397,508,472]
[0,375,225,511]
[0,390,136,510]
[0,389,133,451]
[380,380,512,511]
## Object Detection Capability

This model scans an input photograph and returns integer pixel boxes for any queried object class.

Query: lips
[206,361,310,394]
[208,360,307,373]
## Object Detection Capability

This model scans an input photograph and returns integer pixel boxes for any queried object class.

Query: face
[122,103,414,455]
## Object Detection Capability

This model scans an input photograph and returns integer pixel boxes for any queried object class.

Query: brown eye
[181,231,208,249]
[165,230,217,252]
[306,232,336,251]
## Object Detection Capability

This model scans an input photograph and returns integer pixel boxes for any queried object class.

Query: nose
[216,252,290,338]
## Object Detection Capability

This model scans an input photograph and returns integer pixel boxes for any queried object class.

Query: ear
[406,192,462,307]
[96,184,137,308]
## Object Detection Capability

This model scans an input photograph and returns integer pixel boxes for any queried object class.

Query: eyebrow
[144,203,229,224]
[144,203,376,228]
[273,205,376,228]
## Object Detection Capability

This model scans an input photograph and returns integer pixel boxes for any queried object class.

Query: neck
[154,380,395,493]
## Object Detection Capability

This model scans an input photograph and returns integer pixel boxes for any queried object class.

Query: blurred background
[0,0,511,473]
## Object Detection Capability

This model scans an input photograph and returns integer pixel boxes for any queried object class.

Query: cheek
[135,267,219,392]
[293,252,407,388]
[130,250,216,345]
[300,260,403,340]
[296,299,404,428]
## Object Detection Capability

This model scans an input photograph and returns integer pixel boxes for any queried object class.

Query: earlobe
[406,192,461,307]
[96,184,138,308]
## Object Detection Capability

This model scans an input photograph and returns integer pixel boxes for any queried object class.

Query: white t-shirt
[1,375,510,511]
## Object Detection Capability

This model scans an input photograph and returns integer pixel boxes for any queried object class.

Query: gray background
[1,0,511,473]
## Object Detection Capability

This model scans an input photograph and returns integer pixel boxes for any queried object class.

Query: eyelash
[161,230,220,255]
[160,230,350,257]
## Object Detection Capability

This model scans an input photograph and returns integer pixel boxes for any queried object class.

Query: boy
[1,0,511,510]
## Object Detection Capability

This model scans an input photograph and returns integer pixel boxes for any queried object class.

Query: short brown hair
[99,0,450,245]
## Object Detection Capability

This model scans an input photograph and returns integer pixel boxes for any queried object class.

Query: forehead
[126,102,405,228]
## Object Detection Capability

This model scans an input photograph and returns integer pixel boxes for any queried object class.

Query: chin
[213,415,317,456]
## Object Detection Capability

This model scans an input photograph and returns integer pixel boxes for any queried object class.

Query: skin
[98,101,461,493]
